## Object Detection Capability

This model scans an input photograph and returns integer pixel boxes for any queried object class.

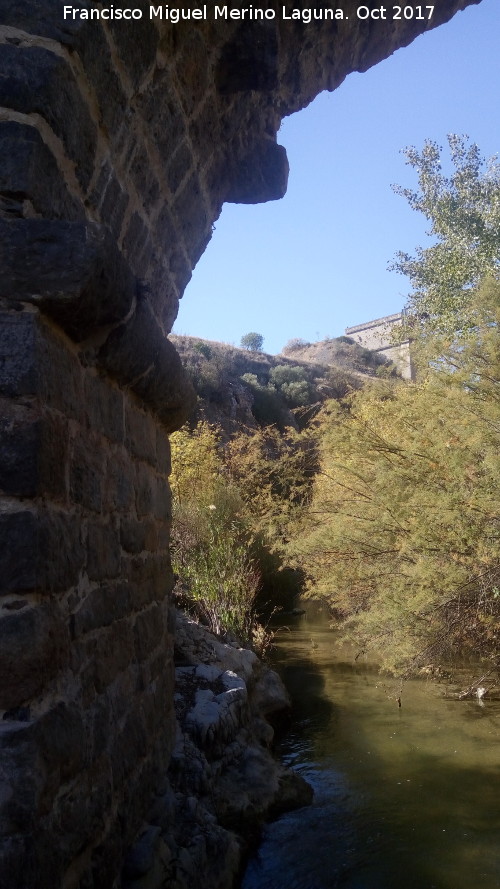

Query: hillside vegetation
[168,332,391,643]
[170,333,393,433]
[281,335,390,372]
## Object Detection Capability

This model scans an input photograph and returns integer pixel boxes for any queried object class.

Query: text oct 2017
[356,5,434,19]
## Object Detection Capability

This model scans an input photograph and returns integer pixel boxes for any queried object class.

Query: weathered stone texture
[0,1,482,886]
[0,310,175,888]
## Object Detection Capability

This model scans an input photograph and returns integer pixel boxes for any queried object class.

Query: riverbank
[121,609,312,889]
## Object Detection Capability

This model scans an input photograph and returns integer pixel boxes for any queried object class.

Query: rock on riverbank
[121,610,313,889]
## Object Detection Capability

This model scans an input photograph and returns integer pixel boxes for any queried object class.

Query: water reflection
[242,608,500,889]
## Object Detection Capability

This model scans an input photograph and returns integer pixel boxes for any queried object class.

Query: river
[242,606,500,889]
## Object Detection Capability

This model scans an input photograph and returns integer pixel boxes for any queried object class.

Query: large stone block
[124,553,172,611]
[146,261,183,333]
[133,603,165,663]
[0,403,68,502]
[0,310,37,398]
[135,462,155,518]
[157,520,171,551]
[36,702,86,786]
[226,138,289,204]
[156,428,171,476]
[86,520,122,580]
[0,835,37,889]
[0,219,136,341]
[36,320,85,422]
[83,373,124,446]
[0,122,83,221]
[0,44,96,190]
[0,602,70,709]
[104,451,135,513]
[72,582,131,639]
[0,510,38,594]
[0,507,80,604]
[92,620,135,694]
[97,300,196,432]
[38,411,70,502]
[153,475,172,523]
[124,556,159,610]
[216,21,279,93]
[0,721,41,836]
[120,518,147,555]
[54,754,112,864]
[121,212,150,270]
[0,399,39,498]
[125,400,157,465]
[69,435,104,513]
[0,0,88,44]
[39,509,86,592]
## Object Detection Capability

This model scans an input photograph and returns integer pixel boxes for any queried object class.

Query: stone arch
[0,2,481,886]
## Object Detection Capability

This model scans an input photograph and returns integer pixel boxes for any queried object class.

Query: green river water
[242,607,500,889]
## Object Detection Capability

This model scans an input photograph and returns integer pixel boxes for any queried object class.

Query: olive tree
[240,332,264,352]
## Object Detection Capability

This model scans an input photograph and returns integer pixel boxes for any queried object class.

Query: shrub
[336,335,355,345]
[280,379,311,406]
[193,341,212,359]
[241,372,260,388]
[174,494,260,641]
[170,421,220,503]
[269,364,309,387]
[240,372,293,428]
[251,386,292,428]
[269,364,315,408]
[170,422,262,643]
[282,338,310,353]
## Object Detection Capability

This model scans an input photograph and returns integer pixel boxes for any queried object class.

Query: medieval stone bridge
[0,1,480,885]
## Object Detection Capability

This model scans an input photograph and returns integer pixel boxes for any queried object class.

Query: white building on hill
[345,312,414,380]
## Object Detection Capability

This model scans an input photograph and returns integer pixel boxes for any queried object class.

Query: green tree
[293,283,500,680]
[240,331,264,352]
[391,135,500,338]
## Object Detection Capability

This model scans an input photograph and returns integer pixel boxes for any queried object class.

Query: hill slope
[170,334,393,434]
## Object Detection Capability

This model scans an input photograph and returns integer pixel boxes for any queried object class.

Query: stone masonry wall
[345,313,414,379]
[1,306,175,887]
[0,1,481,887]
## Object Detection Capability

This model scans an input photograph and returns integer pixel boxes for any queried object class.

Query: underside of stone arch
[0,1,481,886]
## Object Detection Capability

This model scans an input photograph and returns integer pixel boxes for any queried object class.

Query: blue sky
[173,0,500,355]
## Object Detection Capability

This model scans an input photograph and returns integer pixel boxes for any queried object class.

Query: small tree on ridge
[241,332,264,352]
